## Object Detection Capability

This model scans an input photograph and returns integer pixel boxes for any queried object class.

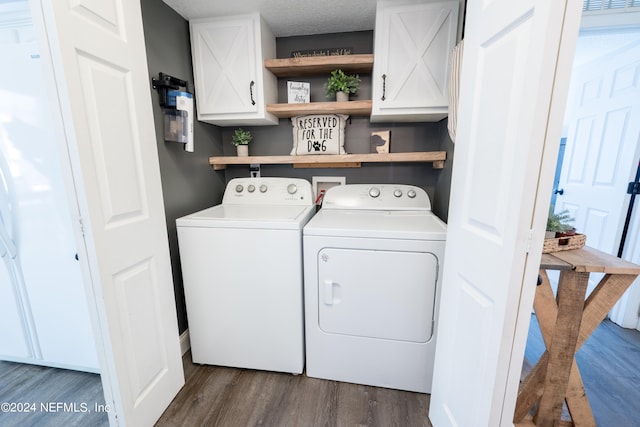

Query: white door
[558,41,640,253]
[31,0,184,425]
[557,41,640,328]
[429,0,582,425]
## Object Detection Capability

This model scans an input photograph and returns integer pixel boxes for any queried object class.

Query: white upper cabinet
[371,0,460,122]
[190,14,278,126]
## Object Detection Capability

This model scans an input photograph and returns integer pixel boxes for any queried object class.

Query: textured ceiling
[161,0,378,37]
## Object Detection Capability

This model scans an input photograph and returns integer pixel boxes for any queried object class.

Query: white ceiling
[161,0,378,37]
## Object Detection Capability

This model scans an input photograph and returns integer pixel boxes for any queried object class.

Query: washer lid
[176,204,315,229]
[303,209,447,240]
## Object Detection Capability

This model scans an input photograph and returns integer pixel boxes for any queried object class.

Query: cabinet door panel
[192,19,257,115]
[190,14,277,126]
[372,0,459,122]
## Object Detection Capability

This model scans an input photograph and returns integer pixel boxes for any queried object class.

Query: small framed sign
[371,130,391,153]
[287,81,310,103]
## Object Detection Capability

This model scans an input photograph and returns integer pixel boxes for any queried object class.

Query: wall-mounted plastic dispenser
[152,73,194,152]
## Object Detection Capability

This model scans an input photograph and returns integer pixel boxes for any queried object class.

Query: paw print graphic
[312,141,321,151]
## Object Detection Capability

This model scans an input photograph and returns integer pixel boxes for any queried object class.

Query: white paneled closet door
[429,0,582,425]
[32,0,185,425]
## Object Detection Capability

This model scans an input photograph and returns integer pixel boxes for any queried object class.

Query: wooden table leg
[515,272,638,426]
[565,360,595,426]
[514,270,557,422]
[578,274,637,345]
[534,270,589,426]
[563,273,637,426]
[534,271,595,426]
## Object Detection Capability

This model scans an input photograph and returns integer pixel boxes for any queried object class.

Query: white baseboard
[179,329,190,355]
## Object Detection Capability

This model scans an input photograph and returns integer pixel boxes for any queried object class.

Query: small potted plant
[546,206,575,239]
[231,128,252,156]
[325,69,361,102]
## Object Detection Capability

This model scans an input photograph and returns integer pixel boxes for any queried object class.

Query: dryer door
[317,248,438,343]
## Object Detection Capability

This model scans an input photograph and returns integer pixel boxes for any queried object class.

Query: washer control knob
[407,189,417,198]
[287,183,297,194]
[259,184,268,193]
[235,184,244,193]
[393,189,403,198]
[247,184,255,193]
[369,187,381,198]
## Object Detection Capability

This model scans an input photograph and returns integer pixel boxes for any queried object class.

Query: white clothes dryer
[303,184,447,393]
[176,177,315,374]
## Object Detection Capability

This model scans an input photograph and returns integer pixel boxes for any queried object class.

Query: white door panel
[33,0,184,424]
[192,19,256,115]
[559,42,640,252]
[429,0,581,425]
[318,248,437,343]
[371,0,459,122]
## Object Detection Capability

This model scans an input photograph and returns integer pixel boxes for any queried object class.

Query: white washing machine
[303,184,447,393]
[176,177,315,374]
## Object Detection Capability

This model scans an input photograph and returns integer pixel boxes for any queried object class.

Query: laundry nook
[4,0,637,426]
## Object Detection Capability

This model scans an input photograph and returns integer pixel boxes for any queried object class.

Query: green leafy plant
[546,206,575,233]
[231,128,252,146]
[325,69,361,98]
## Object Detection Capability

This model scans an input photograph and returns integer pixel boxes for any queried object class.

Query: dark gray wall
[141,0,224,334]
[220,31,453,221]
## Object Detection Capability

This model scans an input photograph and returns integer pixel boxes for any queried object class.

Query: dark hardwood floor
[523,315,640,427]
[0,360,108,427]
[156,354,431,427]
[1,316,637,427]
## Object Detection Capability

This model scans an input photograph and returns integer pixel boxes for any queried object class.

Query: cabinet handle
[381,74,387,101]
[249,80,256,105]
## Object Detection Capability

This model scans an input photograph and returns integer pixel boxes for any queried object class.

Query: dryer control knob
[247,184,255,193]
[259,184,268,193]
[235,184,244,193]
[393,189,403,198]
[287,184,297,194]
[407,189,417,198]
[369,187,381,198]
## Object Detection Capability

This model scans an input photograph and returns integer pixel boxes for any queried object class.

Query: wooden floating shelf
[209,151,446,170]
[267,100,372,118]
[264,54,374,77]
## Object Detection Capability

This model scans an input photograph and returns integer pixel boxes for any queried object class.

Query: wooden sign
[287,81,310,103]
[371,130,391,153]
[291,48,353,58]
[290,114,348,155]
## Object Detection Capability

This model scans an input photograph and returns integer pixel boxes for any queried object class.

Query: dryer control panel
[321,184,431,211]
[222,177,313,205]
